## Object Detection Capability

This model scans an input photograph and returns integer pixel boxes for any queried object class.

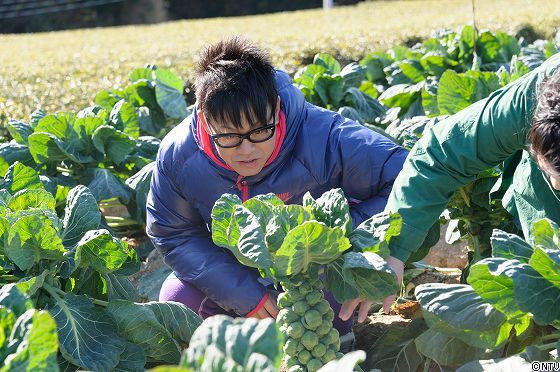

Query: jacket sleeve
[385,54,560,263]
[329,117,409,227]
[146,156,266,316]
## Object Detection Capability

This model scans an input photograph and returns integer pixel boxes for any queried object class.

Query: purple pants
[159,272,353,335]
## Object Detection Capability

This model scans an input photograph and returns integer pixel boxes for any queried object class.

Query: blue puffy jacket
[146,70,408,316]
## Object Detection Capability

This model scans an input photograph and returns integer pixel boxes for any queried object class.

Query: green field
[0,0,558,122]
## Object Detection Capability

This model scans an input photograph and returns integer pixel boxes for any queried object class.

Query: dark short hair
[194,36,278,130]
[530,72,560,175]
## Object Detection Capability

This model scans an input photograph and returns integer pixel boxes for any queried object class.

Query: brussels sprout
[284,338,299,355]
[306,291,322,306]
[304,309,322,329]
[312,343,327,358]
[298,283,313,294]
[301,330,319,350]
[322,349,337,363]
[298,349,312,365]
[293,300,309,316]
[325,328,339,345]
[278,308,299,324]
[287,321,305,339]
[286,355,299,367]
[316,322,331,337]
[314,299,331,315]
[307,358,323,372]
[323,308,334,323]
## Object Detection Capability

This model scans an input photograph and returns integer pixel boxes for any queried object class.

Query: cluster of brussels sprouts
[276,266,343,372]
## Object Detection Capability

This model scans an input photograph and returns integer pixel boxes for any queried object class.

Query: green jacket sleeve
[386,53,560,262]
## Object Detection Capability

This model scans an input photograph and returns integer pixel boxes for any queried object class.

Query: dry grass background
[0,0,558,122]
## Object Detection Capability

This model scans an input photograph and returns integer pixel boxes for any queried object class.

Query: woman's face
[204,97,280,177]
[537,155,560,191]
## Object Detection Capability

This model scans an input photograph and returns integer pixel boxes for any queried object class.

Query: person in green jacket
[338,52,560,323]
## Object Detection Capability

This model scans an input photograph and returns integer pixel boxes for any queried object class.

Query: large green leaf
[184,316,282,372]
[112,341,146,372]
[398,60,426,83]
[14,270,49,297]
[274,221,350,276]
[364,319,427,372]
[303,189,352,234]
[106,300,182,364]
[0,143,34,177]
[378,83,423,114]
[437,70,500,115]
[141,301,203,348]
[6,214,66,271]
[61,185,101,247]
[532,219,560,251]
[137,106,166,137]
[211,193,243,250]
[315,75,345,108]
[340,62,367,88]
[342,252,399,301]
[7,119,33,145]
[420,54,459,77]
[242,196,277,230]
[3,162,42,194]
[233,205,273,270]
[49,294,124,371]
[314,53,341,74]
[75,229,129,274]
[125,162,155,223]
[512,262,560,324]
[529,246,560,288]
[8,188,56,212]
[325,256,359,302]
[490,230,533,262]
[91,126,136,165]
[468,258,525,319]
[28,132,94,164]
[265,204,312,252]
[348,212,402,257]
[1,309,59,371]
[109,99,140,139]
[416,282,518,348]
[84,168,132,203]
[415,329,486,367]
[294,64,327,91]
[134,136,161,159]
[415,283,506,331]
[327,251,398,303]
[103,273,141,302]
[154,69,188,120]
[359,51,392,82]
[342,87,387,123]
[0,284,34,317]
[29,108,46,129]
[0,307,16,352]
[29,113,100,164]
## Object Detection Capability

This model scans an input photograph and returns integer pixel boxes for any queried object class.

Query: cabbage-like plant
[211,189,400,372]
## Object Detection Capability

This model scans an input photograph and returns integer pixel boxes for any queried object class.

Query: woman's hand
[338,256,404,322]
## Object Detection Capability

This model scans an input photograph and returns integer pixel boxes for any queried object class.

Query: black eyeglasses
[208,119,276,148]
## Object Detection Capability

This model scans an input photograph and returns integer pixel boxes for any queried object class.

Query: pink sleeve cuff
[245,292,270,317]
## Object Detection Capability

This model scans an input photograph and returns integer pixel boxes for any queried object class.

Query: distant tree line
[0,0,362,34]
